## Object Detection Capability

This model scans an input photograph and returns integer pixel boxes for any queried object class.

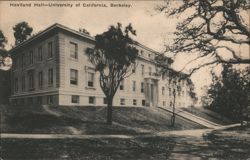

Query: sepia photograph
[0,0,249,159]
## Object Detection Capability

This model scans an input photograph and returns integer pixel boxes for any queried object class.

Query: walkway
[0,123,240,139]
[158,107,222,129]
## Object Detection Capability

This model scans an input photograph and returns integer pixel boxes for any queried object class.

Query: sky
[0,1,249,104]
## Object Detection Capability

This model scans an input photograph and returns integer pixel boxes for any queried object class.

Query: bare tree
[158,0,250,76]
[86,23,138,125]
[155,54,198,126]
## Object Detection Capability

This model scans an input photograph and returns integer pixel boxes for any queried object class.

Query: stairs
[158,107,222,129]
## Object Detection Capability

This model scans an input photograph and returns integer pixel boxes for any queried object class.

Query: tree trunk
[240,107,244,128]
[171,91,176,127]
[107,97,113,125]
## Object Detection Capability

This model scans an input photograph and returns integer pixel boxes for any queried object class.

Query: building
[9,23,194,108]
[0,50,11,104]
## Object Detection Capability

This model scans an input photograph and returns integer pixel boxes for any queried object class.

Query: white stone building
[9,23,194,108]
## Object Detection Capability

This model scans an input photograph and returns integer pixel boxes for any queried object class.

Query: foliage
[155,54,198,103]
[206,64,250,124]
[86,23,138,124]
[154,54,198,126]
[13,21,33,45]
[0,30,7,50]
[158,0,250,76]
[79,28,90,35]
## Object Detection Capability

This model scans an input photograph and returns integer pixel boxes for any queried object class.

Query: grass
[203,128,250,159]
[182,106,233,125]
[1,130,250,160]
[0,104,205,134]
[1,137,176,160]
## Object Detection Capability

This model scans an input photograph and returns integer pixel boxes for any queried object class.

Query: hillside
[0,105,205,134]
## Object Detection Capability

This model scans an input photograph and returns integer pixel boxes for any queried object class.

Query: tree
[0,30,10,69]
[205,64,250,126]
[79,28,90,35]
[155,54,198,126]
[13,21,33,45]
[86,23,138,125]
[158,0,250,76]
[0,30,7,50]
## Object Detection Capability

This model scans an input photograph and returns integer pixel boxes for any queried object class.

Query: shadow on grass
[202,131,250,159]
[1,137,176,160]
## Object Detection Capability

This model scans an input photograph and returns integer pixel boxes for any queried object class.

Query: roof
[8,23,162,55]
[8,23,95,54]
[8,23,175,67]
[7,23,188,77]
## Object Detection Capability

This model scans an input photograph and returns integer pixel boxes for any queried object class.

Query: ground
[1,105,250,159]
[182,106,233,125]
[0,104,204,134]
[1,128,250,160]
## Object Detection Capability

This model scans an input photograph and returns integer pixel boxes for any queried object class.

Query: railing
[144,72,161,79]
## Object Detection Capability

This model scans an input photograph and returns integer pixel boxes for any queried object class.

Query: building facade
[9,23,193,108]
[0,50,11,104]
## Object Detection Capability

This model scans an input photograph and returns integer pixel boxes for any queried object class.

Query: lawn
[1,105,249,160]
[182,106,233,125]
[1,129,250,160]
[0,104,204,134]
[1,136,176,160]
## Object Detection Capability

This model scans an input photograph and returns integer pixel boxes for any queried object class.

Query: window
[182,91,185,97]
[132,65,136,73]
[71,95,79,104]
[87,72,94,87]
[21,54,25,67]
[14,78,18,92]
[133,99,137,106]
[48,68,53,85]
[85,47,94,53]
[21,76,25,91]
[70,42,78,59]
[141,64,144,75]
[37,97,42,105]
[103,97,108,104]
[140,50,144,56]
[48,42,53,58]
[47,95,53,104]
[149,67,152,76]
[120,98,125,105]
[70,69,78,85]
[169,88,172,96]
[29,50,33,65]
[142,99,146,106]
[120,80,124,90]
[38,71,43,88]
[162,87,165,95]
[141,82,144,93]
[28,70,34,90]
[38,47,43,61]
[28,97,33,104]
[170,101,173,107]
[20,98,24,105]
[13,58,17,70]
[163,101,166,107]
[132,81,136,92]
[89,96,95,104]
[148,54,151,58]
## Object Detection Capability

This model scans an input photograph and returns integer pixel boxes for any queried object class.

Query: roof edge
[8,23,95,53]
